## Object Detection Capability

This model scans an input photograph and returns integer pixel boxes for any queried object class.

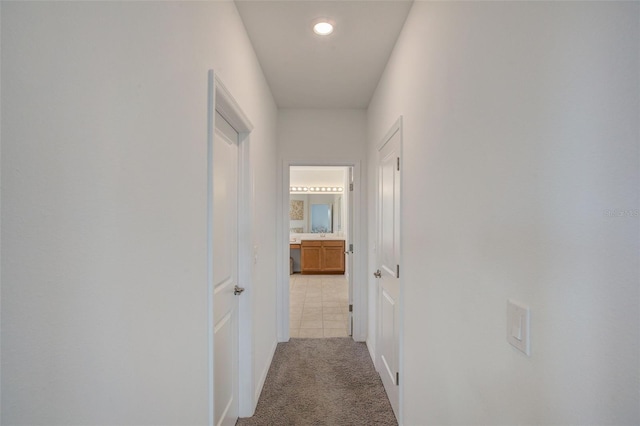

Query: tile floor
[289,274,350,338]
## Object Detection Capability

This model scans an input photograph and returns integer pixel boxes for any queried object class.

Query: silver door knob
[373,270,382,278]
[234,285,245,296]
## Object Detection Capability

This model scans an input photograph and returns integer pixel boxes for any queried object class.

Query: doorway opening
[278,161,363,343]
[288,166,353,338]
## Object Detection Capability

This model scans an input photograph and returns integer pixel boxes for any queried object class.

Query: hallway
[2,1,638,425]
[236,338,396,425]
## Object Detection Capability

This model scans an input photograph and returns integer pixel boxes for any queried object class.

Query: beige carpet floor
[237,338,397,426]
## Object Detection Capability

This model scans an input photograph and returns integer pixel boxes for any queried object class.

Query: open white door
[375,119,402,421]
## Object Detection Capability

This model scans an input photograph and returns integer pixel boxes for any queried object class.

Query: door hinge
[397,157,400,171]
[349,183,354,191]
[396,372,400,386]
[396,264,400,278]
[349,304,353,312]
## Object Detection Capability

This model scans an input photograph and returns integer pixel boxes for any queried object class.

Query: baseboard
[366,339,376,366]
[254,338,278,406]
[352,330,367,343]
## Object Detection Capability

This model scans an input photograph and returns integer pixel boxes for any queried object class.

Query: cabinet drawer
[322,240,344,247]
[301,240,322,247]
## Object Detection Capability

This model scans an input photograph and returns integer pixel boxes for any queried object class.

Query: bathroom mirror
[310,203,332,233]
[289,194,341,234]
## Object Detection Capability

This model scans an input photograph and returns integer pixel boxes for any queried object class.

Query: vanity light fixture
[290,186,343,194]
[313,20,334,36]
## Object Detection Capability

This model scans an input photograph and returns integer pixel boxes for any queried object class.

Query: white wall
[278,109,367,161]
[367,2,639,425]
[1,2,278,425]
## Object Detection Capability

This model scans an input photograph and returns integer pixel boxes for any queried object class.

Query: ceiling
[235,0,413,109]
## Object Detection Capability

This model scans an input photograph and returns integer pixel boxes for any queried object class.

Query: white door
[376,123,401,420]
[213,111,240,426]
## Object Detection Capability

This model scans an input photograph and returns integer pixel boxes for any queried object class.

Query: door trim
[277,160,365,342]
[207,70,255,425]
[375,116,403,425]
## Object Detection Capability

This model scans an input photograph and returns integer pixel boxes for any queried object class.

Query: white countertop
[289,233,345,243]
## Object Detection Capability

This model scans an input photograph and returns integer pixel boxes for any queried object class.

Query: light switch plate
[507,299,530,356]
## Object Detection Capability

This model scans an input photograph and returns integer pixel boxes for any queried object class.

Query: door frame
[207,70,255,424]
[277,159,366,342]
[375,116,404,424]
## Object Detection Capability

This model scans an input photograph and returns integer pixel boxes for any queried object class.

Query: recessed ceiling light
[313,21,334,36]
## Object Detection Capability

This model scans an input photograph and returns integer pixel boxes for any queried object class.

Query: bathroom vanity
[288,190,346,274]
[289,236,345,274]
[300,239,345,274]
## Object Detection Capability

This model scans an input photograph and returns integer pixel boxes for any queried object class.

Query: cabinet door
[301,241,322,273]
[322,241,345,273]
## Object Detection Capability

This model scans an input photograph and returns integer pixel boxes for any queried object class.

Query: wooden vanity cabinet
[301,240,345,274]
[321,241,346,273]
[300,241,322,273]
